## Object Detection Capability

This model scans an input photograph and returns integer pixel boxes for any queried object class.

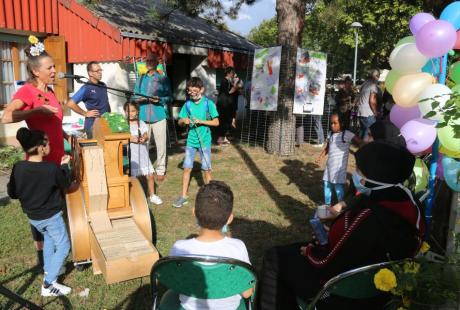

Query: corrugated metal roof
[87,0,258,53]
[0,0,59,34]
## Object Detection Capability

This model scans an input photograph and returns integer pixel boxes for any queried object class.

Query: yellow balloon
[440,145,460,158]
[413,158,429,193]
[385,70,401,95]
[392,73,433,107]
[438,122,460,154]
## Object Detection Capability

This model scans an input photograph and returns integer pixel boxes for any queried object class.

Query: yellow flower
[397,308,407,310]
[374,268,397,292]
[28,35,38,44]
[403,261,420,274]
[419,241,430,254]
[403,296,411,307]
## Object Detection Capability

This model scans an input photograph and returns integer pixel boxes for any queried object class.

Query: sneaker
[312,143,324,148]
[41,281,71,297]
[149,194,163,205]
[172,196,188,208]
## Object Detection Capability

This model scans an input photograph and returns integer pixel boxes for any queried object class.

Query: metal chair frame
[150,255,257,310]
[306,259,408,310]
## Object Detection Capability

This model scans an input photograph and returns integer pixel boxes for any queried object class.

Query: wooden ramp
[90,218,158,284]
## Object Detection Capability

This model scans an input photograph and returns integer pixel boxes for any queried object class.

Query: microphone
[57,72,86,80]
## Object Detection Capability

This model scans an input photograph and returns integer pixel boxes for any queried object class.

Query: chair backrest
[307,260,407,309]
[151,255,257,299]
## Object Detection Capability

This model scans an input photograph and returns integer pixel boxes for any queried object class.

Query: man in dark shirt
[334,76,355,129]
[67,61,111,138]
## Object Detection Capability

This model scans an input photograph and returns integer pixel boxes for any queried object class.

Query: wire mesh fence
[238,93,335,150]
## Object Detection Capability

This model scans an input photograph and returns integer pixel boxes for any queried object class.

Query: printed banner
[293,49,327,115]
[250,46,282,111]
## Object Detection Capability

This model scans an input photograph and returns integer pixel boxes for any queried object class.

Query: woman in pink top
[1,38,64,269]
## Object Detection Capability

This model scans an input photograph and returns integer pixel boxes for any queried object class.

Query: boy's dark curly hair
[195,180,233,230]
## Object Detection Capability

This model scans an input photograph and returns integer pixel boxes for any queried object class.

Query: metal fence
[238,93,335,149]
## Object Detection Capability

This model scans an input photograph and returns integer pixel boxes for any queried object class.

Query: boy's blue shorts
[183,146,212,171]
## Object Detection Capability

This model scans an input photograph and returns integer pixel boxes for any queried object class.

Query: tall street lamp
[351,21,362,85]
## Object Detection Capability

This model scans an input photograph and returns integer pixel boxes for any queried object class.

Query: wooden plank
[83,146,111,232]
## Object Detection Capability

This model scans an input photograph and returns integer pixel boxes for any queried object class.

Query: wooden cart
[65,118,158,284]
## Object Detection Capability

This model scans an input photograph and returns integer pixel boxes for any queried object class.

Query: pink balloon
[454,30,460,49]
[410,13,435,35]
[416,20,457,57]
[400,118,437,154]
[389,105,422,128]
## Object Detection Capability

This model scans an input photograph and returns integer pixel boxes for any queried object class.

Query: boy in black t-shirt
[8,127,72,296]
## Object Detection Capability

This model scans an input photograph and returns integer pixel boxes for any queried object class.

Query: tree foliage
[247,18,278,47]
[248,0,430,78]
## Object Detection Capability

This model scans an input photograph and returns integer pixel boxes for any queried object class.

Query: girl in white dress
[124,102,162,205]
[316,112,362,205]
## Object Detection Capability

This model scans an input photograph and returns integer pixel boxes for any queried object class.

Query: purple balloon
[416,20,457,57]
[436,153,444,180]
[390,105,422,129]
[410,13,435,35]
[400,118,437,154]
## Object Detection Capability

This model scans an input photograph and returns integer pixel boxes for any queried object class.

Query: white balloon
[389,43,429,74]
[417,84,452,120]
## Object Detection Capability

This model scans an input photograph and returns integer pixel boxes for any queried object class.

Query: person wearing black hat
[369,120,406,148]
[257,142,424,310]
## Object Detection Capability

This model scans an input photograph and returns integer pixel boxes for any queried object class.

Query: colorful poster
[293,49,327,115]
[250,46,282,111]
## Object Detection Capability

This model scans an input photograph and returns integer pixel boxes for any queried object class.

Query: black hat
[355,141,415,184]
[16,127,46,152]
[369,120,406,148]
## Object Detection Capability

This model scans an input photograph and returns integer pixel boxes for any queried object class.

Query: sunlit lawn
[0,142,350,309]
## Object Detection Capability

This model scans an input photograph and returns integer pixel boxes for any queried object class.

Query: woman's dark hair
[224,67,235,76]
[195,181,234,230]
[24,46,51,83]
[16,127,47,155]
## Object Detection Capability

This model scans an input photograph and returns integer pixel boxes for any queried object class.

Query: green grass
[0,143,345,309]
[0,145,23,172]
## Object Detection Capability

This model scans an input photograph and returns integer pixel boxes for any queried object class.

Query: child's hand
[315,155,322,165]
[61,155,71,165]
[130,136,139,143]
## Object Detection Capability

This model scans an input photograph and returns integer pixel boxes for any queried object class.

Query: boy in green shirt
[173,77,219,208]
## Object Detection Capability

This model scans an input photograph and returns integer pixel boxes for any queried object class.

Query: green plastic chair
[151,255,257,310]
[299,260,407,310]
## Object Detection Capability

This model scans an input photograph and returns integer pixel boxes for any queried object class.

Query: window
[0,41,28,106]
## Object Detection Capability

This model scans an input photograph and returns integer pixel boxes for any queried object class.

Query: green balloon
[395,36,415,48]
[385,70,401,94]
[438,121,460,153]
[449,49,456,56]
[413,158,428,193]
[449,62,460,84]
[452,85,460,109]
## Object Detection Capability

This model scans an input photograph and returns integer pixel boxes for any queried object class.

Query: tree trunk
[266,0,306,155]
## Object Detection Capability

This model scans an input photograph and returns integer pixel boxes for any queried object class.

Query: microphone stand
[72,77,161,105]
[70,77,160,179]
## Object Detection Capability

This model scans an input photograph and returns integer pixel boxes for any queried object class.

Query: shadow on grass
[0,264,72,309]
[231,144,314,265]
[113,283,152,310]
[280,159,324,205]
